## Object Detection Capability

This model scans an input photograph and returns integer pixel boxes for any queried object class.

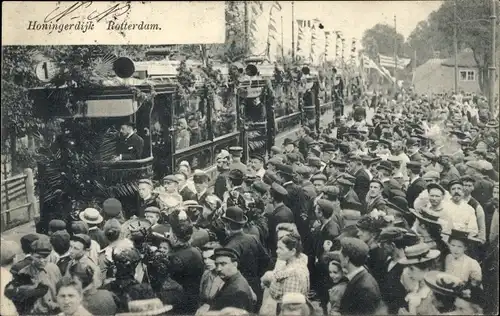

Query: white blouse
[445,254,482,284]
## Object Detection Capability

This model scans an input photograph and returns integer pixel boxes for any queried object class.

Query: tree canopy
[405,0,499,93]
[361,23,405,61]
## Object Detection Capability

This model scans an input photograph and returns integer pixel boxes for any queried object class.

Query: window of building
[459,70,475,81]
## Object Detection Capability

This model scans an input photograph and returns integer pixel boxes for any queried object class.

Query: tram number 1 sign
[35,61,57,82]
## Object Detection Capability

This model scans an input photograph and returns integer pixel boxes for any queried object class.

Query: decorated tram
[29,50,335,233]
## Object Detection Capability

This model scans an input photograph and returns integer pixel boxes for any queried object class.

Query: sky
[274,1,443,52]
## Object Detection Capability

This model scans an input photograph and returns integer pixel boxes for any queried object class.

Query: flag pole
[393,14,397,92]
[291,1,295,62]
[281,15,285,61]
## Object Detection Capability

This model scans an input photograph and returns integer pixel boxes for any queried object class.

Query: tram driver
[114,121,144,161]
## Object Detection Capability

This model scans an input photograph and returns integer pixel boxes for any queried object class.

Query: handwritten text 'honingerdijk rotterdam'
[25,1,160,34]
[27,20,161,34]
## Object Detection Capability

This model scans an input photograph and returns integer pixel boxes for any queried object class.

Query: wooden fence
[1,168,38,231]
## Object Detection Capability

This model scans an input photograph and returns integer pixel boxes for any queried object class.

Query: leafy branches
[176,60,197,105]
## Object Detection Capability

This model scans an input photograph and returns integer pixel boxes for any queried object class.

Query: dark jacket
[406,177,427,208]
[180,185,197,202]
[283,181,309,239]
[88,227,109,249]
[214,171,229,200]
[379,261,407,315]
[354,168,371,204]
[339,268,384,315]
[117,133,144,160]
[223,231,271,301]
[165,244,204,314]
[472,176,494,209]
[266,203,295,257]
[209,272,254,312]
[341,188,363,212]
[366,245,388,288]
[409,151,423,162]
[138,193,162,218]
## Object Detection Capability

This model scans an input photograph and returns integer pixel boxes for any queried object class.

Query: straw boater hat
[410,208,442,226]
[425,271,485,307]
[79,208,103,225]
[398,243,441,265]
[444,228,482,247]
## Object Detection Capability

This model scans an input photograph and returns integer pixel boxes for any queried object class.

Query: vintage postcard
[1,1,498,316]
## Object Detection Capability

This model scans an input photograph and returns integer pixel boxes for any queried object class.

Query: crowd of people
[0,89,498,316]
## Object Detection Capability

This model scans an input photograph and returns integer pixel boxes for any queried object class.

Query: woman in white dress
[444,229,482,287]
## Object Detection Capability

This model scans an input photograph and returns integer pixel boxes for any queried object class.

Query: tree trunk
[479,66,489,96]
[9,133,17,175]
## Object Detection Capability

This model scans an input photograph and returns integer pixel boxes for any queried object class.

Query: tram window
[212,87,237,138]
[174,92,208,150]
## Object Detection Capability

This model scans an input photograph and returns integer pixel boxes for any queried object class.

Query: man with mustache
[445,180,478,236]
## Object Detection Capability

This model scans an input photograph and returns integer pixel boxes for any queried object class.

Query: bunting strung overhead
[248,1,267,57]
[266,1,282,61]
[296,19,311,62]
[324,31,331,62]
[310,18,321,65]
[350,38,357,60]
[335,31,341,60]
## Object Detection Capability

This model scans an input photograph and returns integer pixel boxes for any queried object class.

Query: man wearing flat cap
[229,146,248,174]
[66,233,102,287]
[406,161,427,208]
[115,121,144,161]
[10,237,62,315]
[224,169,246,209]
[208,248,255,312]
[215,151,231,200]
[376,227,411,314]
[267,183,294,258]
[137,178,162,219]
[349,154,371,204]
[249,153,266,179]
[221,206,271,306]
[276,163,309,241]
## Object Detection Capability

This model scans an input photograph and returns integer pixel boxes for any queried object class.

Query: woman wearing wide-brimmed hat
[444,229,482,286]
[424,270,485,315]
[397,243,441,315]
[410,208,450,268]
[355,212,391,286]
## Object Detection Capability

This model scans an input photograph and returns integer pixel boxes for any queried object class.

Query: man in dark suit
[221,207,271,308]
[313,199,344,310]
[193,170,211,206]
[275,164,309,242]
[214,151,231,200]
[405,161,427,208]
[407,137,423,162]
[209,248,255,312]
[349,154,371,204]
[266,183,295,259]
[115,122,144,160]
[339,237,385,315]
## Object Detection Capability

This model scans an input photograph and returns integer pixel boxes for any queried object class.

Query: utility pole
[291,1,295,62]
[393,15,397,92]
[244,1,249,55]
[281,15,284,61]
[489,0,497,115]
[453,0,458,93]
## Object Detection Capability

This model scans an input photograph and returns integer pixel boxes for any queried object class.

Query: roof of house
[441,50,477,68]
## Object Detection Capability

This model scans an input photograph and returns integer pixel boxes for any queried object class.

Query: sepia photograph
[1,1,499,315]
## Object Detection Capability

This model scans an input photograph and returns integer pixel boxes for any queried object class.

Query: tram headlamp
[301,66,310,75]
[113,57,136,79]
[245,64,259,77]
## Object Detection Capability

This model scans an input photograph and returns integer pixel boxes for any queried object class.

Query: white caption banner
[2,1,225,45]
